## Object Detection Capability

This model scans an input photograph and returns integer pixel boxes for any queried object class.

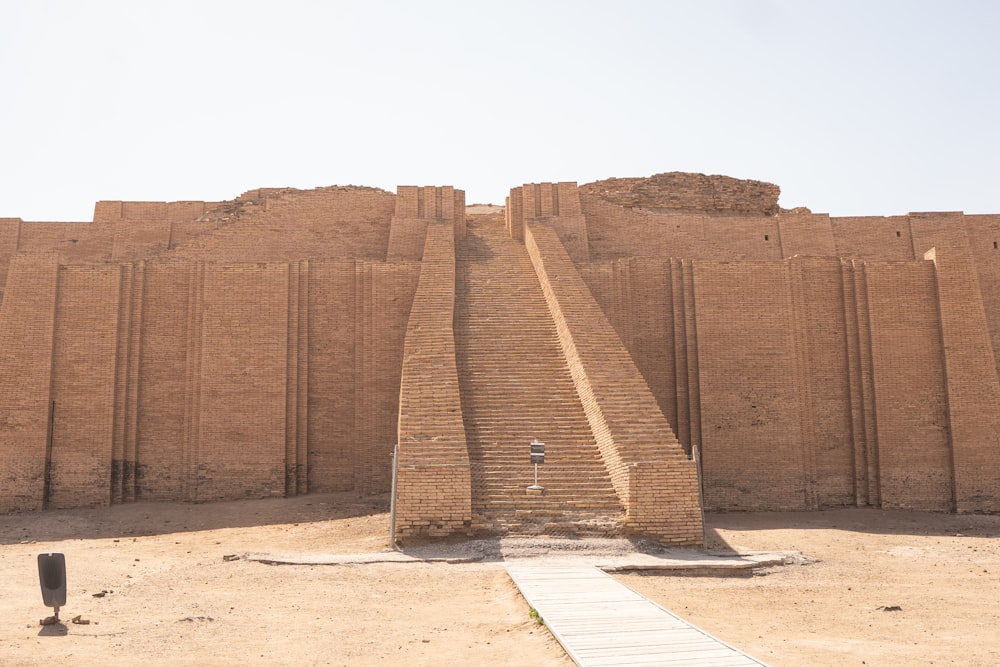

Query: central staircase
[455,217,624,536]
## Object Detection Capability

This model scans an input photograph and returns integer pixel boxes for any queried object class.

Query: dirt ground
[1,494,998,666]
[623,509,1000,667]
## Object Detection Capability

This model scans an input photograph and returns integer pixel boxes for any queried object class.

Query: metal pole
[693,444,707,548]
[389,443,399,550]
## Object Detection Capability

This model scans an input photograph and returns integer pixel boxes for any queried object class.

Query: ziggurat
[2,173,1000,546]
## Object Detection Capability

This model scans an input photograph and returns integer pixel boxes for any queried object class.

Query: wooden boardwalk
[506,564,768,666]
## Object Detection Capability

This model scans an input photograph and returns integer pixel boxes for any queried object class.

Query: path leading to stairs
[246,536,798,665]
[506,564,769,666]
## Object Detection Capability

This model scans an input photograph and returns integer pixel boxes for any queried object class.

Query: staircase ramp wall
[394,219,473,540]
[524,219,703,545]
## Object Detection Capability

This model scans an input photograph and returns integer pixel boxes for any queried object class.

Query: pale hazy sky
[2,1,999,221]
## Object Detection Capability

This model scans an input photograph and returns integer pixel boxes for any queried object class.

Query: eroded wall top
[580,172,782,216]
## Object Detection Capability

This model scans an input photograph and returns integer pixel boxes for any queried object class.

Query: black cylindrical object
[37,553,67,609]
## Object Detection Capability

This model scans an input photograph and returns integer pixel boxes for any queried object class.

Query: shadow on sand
[0,491,391,546]
[704,507,1000,547]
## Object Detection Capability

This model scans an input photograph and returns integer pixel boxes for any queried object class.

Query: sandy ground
[623,509,1000,666]
[1,494,998,666]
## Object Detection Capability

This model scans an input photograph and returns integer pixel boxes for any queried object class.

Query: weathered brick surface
[525,217,702,545]
[192,263,289,501]
[965,214,1000,379]
[111,262,143,502]
[777,212,836,257]
[866,260,951,509]
[911,216,1000,512]
[306,259,357,492]
[163,187,396,262]
[4,173,1000,529]
[582,197,778,263]
[353,261,420,494]
[789,257,855,507]
[395,219,472,540]
[831,216,916,260]
[0,218,21,301]
[0,253,59,511]
[580,173,780,215]
[18,220,114,264]
[455,217,625,538]
[576,178,1000,514]
[693,261,806,510]
[507,183,585,257]
[48,265,121,508]
[0,188,418,511]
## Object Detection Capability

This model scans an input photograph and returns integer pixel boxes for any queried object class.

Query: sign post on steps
[527,438,545,494]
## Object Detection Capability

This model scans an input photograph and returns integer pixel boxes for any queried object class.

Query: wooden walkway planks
[506,565,768,667]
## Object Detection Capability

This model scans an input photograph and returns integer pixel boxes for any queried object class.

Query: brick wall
[866,260,952,509]
[582,196,780,262]
[0,218,20,301]
[0,253,59,510]
[0,187,417,512]
[191,264,290,501]
[965,214,1000,379]
[19,221,114,263]
[506,183,586,257]
[14,200,214,267]
[525,220,702,545]
[130,261,189,499]
[5,177,1000,522]
[353,261,420,493]
[831,216,916,260]
[789,257,854,507]
[694,261,807,510]
[387,185,467,258]
[911,215,1000,512]
[395,221,472,540]
[778,212,836,257]
[112,219,172,261]
[584,250,960,511]
[0,254,419,511]
[841,260,879,505]
[112,262,144,502]
[580,173,780,215]
[579,258,688,452]
[306,259,357,492]
[164,187,397,262]
[386,218,429,261]
[285,261,309,495]
[48,266,121,508]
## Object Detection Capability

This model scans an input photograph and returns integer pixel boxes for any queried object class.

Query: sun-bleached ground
[2,493,998,666]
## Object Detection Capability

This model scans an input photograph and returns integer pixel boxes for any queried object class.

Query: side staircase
[455,217,624,536]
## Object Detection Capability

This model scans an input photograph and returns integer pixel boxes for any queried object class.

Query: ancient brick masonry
[577,174,1000,513]
[0,187,419,511]
[2,173,1000,546]
[393,188,473,539]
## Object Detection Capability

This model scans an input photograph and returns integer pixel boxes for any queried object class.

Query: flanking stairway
[455,217,624,536]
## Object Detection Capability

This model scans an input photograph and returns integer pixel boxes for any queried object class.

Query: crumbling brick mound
[196,185,392,224]
[581,172,781,216]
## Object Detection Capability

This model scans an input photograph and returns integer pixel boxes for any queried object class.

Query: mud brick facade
[3,173,1000,545]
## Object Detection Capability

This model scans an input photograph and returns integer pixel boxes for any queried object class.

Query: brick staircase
[455,217,624,536]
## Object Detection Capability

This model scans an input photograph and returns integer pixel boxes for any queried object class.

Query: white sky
[2,0,999,220]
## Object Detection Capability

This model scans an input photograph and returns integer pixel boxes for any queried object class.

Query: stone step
[456,220,624,537]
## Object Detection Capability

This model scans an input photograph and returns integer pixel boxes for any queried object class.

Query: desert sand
[2,493,998,666]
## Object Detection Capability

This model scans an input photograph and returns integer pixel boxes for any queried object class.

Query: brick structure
[2,173,1000,546]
